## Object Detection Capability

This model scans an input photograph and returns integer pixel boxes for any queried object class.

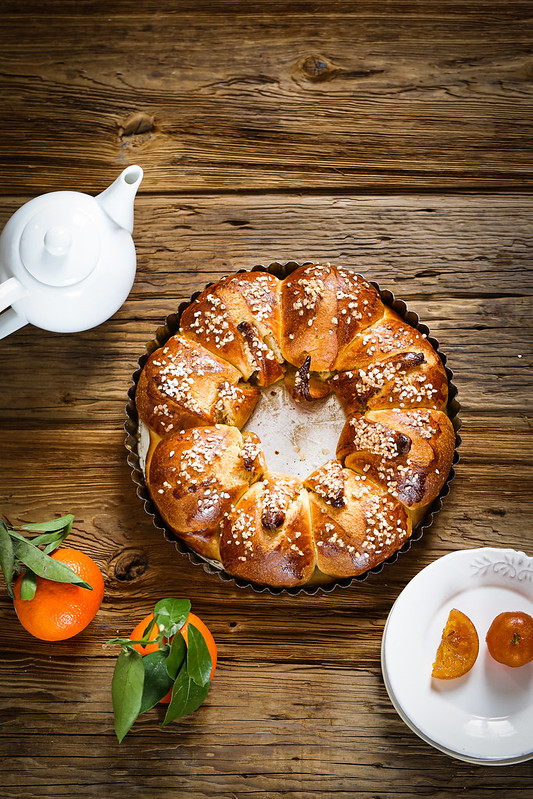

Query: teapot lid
[19,199,100,287]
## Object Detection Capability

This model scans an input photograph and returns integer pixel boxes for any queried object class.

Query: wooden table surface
[1,2,532,797]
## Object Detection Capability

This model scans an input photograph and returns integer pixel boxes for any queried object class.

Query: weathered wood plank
[0,7,532,192]
[2,662,533,798]
[0,4,532,796]
[0,321,530,422]
[3,1,533,14]
[0,194,531,422]
[2,193,531,300]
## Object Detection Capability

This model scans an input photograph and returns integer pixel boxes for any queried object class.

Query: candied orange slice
[432,608,479,680]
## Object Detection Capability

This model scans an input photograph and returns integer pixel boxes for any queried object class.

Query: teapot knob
[19,203,100,288]
[44,225,72,257]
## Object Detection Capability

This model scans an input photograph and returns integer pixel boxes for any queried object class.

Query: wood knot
[119,112,154,141]
[60,391,76,405]
[110,549,149,582]
[300,55,337,82]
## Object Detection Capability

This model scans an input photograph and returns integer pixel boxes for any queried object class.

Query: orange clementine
[130,610,217,703]
[13,547,104,641]
[432,608,479,680]
[486,611,533,668]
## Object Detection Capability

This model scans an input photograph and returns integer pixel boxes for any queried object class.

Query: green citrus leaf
[8,528,63,549]
[12,539,92,590]
[20,569,37,600]
[186,624,212,687]
[165,631,186,680]
[16,514,74,534]
[9,515,74,553]
[161,664,210,728]
[111,648,145,743]
[139,650,174,713]
[43,537,64,555]
[20,514,74,555]
[141,616,157,640]
[154,598,191,638]
[0,521,15,598]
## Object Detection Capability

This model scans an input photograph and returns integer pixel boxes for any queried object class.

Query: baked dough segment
[337,409,455,519]
[136,334,261,444]
[137,263,456,589]
[330,307,448,414]
[304,460,412,578]
[147,425,266,561]
[280,263,385,373]
[219,473,316,587]
[179,271,284,386]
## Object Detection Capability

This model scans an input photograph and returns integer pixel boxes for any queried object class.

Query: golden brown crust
[147,425,266,561]
[179,271,284,386]
[138,263,456,589]
[304,461,412,579]
[136,334,260,438]
[330,307,448,414]
[337,409,455,510]
[219,473,316,587]
[280,263,385,373]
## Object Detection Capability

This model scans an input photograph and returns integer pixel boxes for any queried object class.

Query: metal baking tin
[124,261,461,596]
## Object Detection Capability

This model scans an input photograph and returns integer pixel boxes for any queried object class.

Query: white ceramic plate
[381,547,533,765]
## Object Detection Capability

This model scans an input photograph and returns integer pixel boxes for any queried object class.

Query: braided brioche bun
[220,473,316,588]
[147,425,266,561]
[331,306,449,413]
[180,271,284,386]
[304,460,412,579]
[337,409,455,524]
[135,263,457,590]
[280,263,384,373]
[136,335,261,471]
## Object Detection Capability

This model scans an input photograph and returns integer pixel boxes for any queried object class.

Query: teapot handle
[0,277,27,339]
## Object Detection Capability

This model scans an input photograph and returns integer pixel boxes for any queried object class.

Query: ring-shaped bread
[136,263,456,589]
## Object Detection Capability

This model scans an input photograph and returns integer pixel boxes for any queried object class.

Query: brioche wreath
[126,262,460,595]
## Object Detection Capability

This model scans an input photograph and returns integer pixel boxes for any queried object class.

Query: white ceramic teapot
[0,165,143,339]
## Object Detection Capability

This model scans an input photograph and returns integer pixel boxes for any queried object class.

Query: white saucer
[381,547,533,765]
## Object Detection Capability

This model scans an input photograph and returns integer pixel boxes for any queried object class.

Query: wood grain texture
[0,194,531,424]
[0,4,532,192]
[1,2,533,798]
[1,190,532,794]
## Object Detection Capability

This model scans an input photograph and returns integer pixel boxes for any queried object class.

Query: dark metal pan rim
[124,261,461,596]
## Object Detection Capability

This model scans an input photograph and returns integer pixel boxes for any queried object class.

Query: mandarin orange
[130,610,217,703]
[13,547,104,641]
[486,611,533,668]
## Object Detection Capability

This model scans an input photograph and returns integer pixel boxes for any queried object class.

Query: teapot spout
[96,165,143,233]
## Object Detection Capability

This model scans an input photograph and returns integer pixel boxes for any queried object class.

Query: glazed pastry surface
[136,264,456,588]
